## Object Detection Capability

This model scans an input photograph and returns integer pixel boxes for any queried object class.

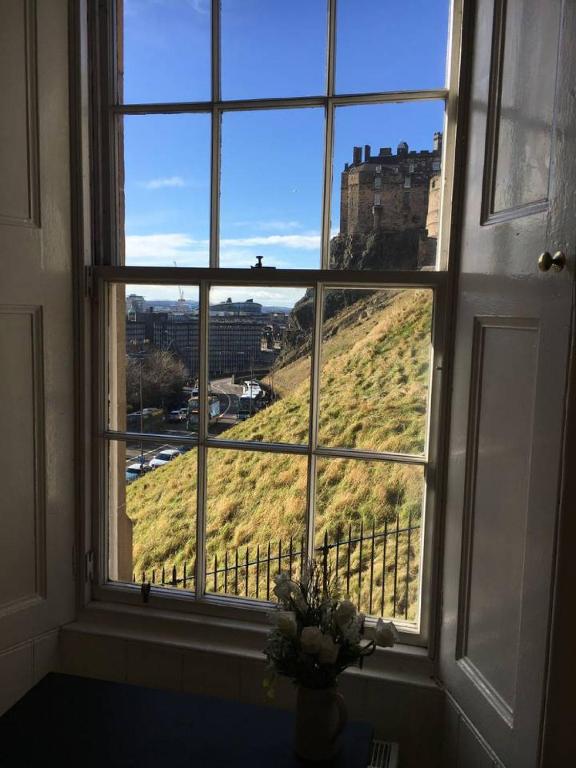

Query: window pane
[219,109,324,269]
[107,438,197,591]
[206,449,308,600]
[120,0,211,103]
[335,0,450,95]
[331,101,445,271]
[208,286,311,445]
[121,114,211,267]
[109,284,200,438]
[318,288,432,455]
[221,0,326,99]
[315,457,424,623]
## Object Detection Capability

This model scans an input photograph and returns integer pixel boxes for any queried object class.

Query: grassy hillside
[127,289,432,619]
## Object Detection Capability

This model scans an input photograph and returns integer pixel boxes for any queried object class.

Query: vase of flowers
[263,561,398,763]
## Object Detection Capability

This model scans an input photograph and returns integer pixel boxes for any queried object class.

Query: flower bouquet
[263,561,398,761]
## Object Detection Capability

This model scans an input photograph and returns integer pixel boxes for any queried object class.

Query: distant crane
[173,260,187,311]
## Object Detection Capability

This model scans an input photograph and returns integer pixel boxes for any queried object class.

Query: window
[91,0,457,645]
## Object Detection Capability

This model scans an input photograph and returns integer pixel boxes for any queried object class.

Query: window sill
[63,601,438,690]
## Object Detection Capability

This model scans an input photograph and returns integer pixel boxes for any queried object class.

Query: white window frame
[85,0,465,652]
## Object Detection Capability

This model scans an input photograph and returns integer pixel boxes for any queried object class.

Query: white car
[149,448,182,468]
[125,462,150,484]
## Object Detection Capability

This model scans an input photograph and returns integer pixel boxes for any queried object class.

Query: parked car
[149,448,182,468]
[125,462,150,484]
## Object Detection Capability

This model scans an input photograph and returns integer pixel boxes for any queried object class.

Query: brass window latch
[538,251,566,272]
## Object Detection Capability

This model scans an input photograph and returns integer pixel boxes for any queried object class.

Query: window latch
[84,265,95,301]
[85,550,95,583]
[251,255,275,270]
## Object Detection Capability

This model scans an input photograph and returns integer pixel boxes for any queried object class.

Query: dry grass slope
[127,289,433,618]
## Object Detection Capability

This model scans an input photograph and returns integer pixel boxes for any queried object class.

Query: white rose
[275,610,297,638]
[342,614,363,644]
[290,586,307,612]
[300,626,323,654]
[318,634,340,665]
[335,600,357,628]
[273,573,295,602]
[374,619,398,648]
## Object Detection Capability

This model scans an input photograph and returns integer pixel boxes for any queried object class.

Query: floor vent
[368,740,399,768]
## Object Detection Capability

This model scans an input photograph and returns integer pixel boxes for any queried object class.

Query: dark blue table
[0,672,373,767]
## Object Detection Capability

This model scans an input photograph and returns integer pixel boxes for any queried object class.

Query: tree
[126,347,188,411]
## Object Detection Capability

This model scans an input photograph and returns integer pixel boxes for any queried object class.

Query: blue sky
[123,0,449,303]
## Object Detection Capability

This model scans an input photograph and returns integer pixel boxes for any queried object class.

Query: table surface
[0,673,373,767]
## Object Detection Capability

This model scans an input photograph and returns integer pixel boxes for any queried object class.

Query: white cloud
[125,232,321,266]
[127,283,199,302]
[142,176,186,190]
[231,220,302,232]
[210,286,306,306]
[126,233,208,266]
[221,234,320,250]
[125,282,303,307]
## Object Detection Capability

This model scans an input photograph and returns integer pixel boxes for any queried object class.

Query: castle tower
[339,132,442,238]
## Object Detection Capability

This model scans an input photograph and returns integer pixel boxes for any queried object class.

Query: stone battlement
[340,131,442,239]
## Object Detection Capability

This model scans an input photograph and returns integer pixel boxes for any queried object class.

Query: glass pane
[219,109,324,269]
[121,114,211,267]
[208,286,311,444]
[318,288,432,455]
[109,284,200,438]
[221,0,326,99]
[107,438,197,591]
[120,0,211,103]
[335,0,450,94]
[206,449,308,600]
[315,457,424,622]
[331,101,445,271]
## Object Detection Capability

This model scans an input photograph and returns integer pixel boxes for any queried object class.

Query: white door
[439,0,574,766]
[0,0,75,706]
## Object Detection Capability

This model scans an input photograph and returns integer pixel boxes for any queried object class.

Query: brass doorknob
[538,251,566,272]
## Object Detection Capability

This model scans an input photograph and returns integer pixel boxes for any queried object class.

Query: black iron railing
[134,515,420,620]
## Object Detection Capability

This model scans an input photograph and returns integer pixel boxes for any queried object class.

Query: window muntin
[220,0,327,100]
[207,285,313,444]
[97,0,455,642]
[331,101,445,271]
[335,0,450,95]
[122,115,211,267]
[102,275,440,631]
[120,0,211,104]
[108,284,200,436]
[107,436,197,590]
[205,448,309,600]
[219,109,324,270]
[317,288,432,455]
[315,456,425,622]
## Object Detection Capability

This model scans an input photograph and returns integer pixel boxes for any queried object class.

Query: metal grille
[368,740,399,768]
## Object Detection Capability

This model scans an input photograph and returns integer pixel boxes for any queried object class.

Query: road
[125,378,254,465]
[210,377,243,431]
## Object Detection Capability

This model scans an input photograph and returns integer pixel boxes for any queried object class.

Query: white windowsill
[62,601,438,690]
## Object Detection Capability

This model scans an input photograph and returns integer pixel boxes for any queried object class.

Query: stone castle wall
[339,135,442,239]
